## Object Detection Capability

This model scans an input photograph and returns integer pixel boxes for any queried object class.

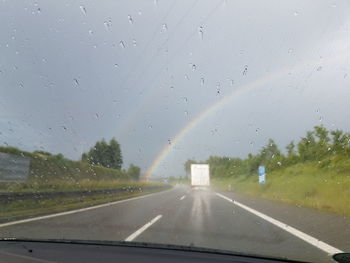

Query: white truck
[190,164,210,188]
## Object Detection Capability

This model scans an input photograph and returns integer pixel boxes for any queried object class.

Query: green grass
[0,180,163,193]
[0,146,131,184]
[213,156,350,217]
[0,146,172,222]
[0,186,169,222]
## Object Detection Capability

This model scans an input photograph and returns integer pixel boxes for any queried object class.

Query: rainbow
[144,52,348,178]
[145,70,284,178]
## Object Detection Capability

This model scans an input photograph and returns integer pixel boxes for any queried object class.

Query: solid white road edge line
[125,215,162,242]
[215,193,343,255]
[0,190,171,228]
[180,195,186,200]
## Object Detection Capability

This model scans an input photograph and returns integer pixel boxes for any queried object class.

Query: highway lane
[0,185,348,262]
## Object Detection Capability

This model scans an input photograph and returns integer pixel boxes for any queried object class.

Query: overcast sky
[1,0,350,178]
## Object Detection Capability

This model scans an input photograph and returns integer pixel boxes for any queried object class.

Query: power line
[139,0,225,95]
[118,0,178,89]
[122,0,200,95]
[118,0,225,139]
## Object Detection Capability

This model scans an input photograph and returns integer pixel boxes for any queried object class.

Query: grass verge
[213,160,350,217]
[0,186,170,222]
[0,180,161,193]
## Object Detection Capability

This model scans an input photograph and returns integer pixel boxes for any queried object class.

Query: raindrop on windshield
[184,110,188,116]
[293,11,299,16]
[119,41,125,48]
[73,78,79,85]
[104,19,112,31]
[200,77,205,86]
[128,15,133,24]
[88,30,93,35]
[161,23,168,32]
[243,65,248,75]
[19,83,24,88]
[79,5,87,16]
[183,97,188,102]
[132,39,137,47]
[185,74,189,80]
[168,139,172,145]
[216,82,221,94]
[198,26,204,40]
[148,125,153,129]
[114,63,119,68]
[192,64,196,71]
[288,48,293,54]
[319,116,323,122]
[317,66,322,71]
[62,126,67,131]
[95,113,99,119]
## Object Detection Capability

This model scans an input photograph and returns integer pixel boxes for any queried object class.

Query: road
[1,185,349,262]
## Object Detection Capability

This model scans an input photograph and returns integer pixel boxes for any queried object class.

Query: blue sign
[258,166,266,184]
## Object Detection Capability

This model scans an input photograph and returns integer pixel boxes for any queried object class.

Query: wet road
[1,185,349,262]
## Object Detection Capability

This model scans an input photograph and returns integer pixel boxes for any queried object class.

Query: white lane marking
[216,193,343,255]
[125,215,162,242]
[180,195,186,200]
[0,190,171,228]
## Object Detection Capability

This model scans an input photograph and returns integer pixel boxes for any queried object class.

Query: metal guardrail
[0,186,168,203]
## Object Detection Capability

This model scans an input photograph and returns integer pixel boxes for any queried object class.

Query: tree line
[184,126,350,178]
[81,138,141,180]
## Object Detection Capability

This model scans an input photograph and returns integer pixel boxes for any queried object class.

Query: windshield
[1,1,350,262]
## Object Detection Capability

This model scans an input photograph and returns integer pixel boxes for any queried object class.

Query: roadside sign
[258,166,265,184]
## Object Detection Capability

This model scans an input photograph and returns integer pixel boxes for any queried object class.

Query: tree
[298,131,316,161]
[81,152,88,162]
[108,138,123,169]
[259,139,282,164]
[286,141,295,156]
[313,126,330,159]
[330,130,348,155]
[82,138,123,169]
[127,164,140,180]
[284,140,299,166]
[184,159,197,177]
[183,127,350,180]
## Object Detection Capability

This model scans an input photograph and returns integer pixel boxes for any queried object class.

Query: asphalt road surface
[1,185,349,262]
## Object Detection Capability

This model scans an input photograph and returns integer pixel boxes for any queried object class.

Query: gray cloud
[1,0,350,177]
